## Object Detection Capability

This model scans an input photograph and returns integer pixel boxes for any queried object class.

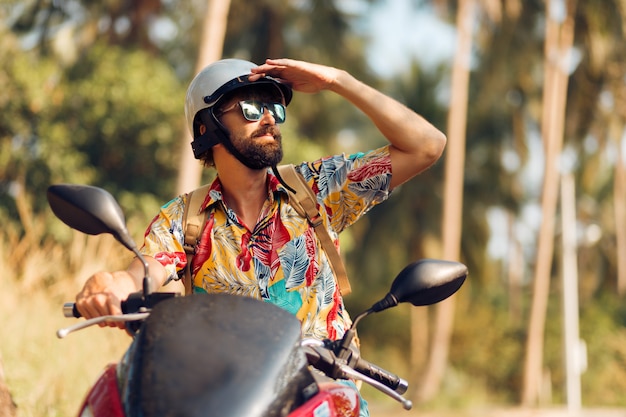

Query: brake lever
[340,365,413,410]
[56,312,150,339]
[302,340,412,410]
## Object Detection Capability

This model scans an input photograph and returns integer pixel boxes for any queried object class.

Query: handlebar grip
[63,302,81,318]
[354,357,408,394]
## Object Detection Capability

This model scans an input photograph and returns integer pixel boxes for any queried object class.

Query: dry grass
[0,225,133,416]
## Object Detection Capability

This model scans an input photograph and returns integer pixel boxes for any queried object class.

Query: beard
[229,125,283,169]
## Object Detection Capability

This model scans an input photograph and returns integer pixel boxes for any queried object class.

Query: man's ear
[199,124,207,135]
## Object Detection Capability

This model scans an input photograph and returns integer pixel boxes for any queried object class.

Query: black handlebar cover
[353,357,408,394]
[303,344,408,394]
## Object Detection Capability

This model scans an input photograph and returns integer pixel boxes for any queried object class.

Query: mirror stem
[336,309,371,360]
[371,293,398,313]
[132,250,152,298]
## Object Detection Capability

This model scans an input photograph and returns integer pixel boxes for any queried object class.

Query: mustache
[252,126,281,140]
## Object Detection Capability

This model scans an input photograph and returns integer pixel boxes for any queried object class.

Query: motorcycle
[47,184,468,417]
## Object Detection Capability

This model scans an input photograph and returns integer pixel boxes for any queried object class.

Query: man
[75,57,445,412]
[76,56,445,317]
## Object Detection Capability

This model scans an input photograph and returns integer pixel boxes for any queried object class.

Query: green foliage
[578,294,626,406]
[58,43,184,199]
[450,299,526,404]
[0,34,86,219]
[1,28,184,235]
[447,287,626,407]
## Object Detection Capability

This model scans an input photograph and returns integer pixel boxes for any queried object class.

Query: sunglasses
[219,100,286,124]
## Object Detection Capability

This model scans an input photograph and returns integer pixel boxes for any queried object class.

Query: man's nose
[259,107,276,125]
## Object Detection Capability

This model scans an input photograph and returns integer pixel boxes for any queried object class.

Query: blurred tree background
[1,0,626,413]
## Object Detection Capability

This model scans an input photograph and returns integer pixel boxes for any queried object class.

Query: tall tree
[569,0,626,296]
[613,123,626,297]
[175,0,231,194]
[414,0,474,402]
[522,0,577,406]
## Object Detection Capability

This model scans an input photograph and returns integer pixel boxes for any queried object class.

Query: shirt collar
[199,169,290,212]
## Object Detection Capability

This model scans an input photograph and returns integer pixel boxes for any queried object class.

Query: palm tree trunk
[507,211,524,324]
[414,0,473,402]
[521,0,577,406]
[176,0,231,194]
[614,123,626,295]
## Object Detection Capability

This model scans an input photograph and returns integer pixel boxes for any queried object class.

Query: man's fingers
[76,294,126,329]
[76,293,109,318]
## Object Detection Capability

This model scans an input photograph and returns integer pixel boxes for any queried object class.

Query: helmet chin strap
[192,110,227,158]
[191,132,220,158]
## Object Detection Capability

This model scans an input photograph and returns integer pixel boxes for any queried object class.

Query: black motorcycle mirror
[337,259,467,358]
[372,258,468,312]
[47,184,152,297]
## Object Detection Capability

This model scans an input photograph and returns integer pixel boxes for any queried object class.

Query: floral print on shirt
[140,145,392,341]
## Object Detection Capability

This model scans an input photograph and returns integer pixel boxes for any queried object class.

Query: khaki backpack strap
[181,184,211,296]
[277,164,352,295]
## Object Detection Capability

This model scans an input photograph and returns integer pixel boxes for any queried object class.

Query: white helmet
[184,59,292,159]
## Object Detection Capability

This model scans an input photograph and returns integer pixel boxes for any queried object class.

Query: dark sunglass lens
[270,103,286,123]
[238,101,286,123]
[240,101,263,121]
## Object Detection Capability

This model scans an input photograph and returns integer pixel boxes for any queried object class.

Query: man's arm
[75,256,168,329]
[250,58,446,189]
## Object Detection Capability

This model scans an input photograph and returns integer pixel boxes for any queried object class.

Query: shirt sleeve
[140,195,188,281]
[297,145,393,234]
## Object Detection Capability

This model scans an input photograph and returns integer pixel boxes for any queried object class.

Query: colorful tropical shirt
[140,145,392,341]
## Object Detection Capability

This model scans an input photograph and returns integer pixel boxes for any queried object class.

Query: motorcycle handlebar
[63,302,81,318]
[302,342,412,409]
[65,301,407,395]
[302,343,407,394]
[353,356,408,394]
[62,291,179,320]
